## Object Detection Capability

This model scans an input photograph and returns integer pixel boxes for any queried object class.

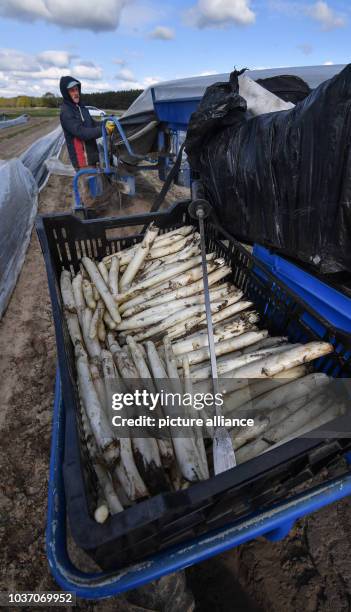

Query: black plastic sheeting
[256,75,311,103]
[185,65,351,274]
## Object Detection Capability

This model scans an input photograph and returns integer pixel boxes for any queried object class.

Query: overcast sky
[0,0,349,97]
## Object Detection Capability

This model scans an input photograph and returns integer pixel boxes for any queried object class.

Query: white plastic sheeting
[20,125,65,189]
[45,157,75,177]
[0,159,38,317]
[0,125,64,318]
[123,64,345,119]
[0,114,29,130]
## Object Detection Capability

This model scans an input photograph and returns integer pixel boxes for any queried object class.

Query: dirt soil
[0,116,59,158]
[1,140,351,611]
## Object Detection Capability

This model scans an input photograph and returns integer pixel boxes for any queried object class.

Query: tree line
[0,89,143,110]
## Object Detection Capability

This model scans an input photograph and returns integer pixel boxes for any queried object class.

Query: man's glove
[105,120,116,135]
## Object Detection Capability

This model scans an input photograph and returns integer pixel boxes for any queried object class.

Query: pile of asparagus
[60,223,344,523]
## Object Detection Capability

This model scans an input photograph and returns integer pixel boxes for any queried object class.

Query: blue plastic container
[152,97,201,130]
[254,245,351,335]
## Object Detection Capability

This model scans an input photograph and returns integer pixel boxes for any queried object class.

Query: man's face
[68,85,80,104]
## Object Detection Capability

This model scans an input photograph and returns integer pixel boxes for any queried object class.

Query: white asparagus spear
[222,367,308,414]
[94,463,123,514]
[272,403,345,447]
[126,335,154,384]
[129,338,175,468]
[94,498,109,524]
[98,261,109,285]
[90,299,105,340]
[193,364,308,397]
[78,393,122,519]
[75,345,118,464]
[191,345,295,380]
[115,254,217,302]
[82,257,121,324]
[119,284,233,330]
[120,266,231,316]
[162,338,208,482]
[65,312,83,347]
[263,392,335,444]
[102,226,194,266]
[108,256,119,299]
[82,278,96,310]
[172,312,259,355]
[231,416,270,450]
[146,341,176,463]
[103,310,117,330]
[112,348,169,493]
[241,336,288,354]
[142,243,200,276]
[245,403,345,464]
[167,300,253,341]
[90,363,107,414]
[101,349,118,421]
[72,273,85,326]
[60,270,76,313]
[147,234,195,260]
[92,284,99,302]
[178,330,269,367]
[226,342,333,378]
[81,308,101,362]
[182,355,209,479]
[135,295,244,342]
[138,243,200,283]
[98,319,106,343]
[114,438,149,501]
[120,224,159,291]
[237,372,330,415]
[232,394,313,451]
[239,392,335,465]
[236,394,336,464]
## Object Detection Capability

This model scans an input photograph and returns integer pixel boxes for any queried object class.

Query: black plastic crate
[36,201,351,571]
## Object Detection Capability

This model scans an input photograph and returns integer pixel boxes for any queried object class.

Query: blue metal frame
[73,116,158,211]
[47,368,351,600]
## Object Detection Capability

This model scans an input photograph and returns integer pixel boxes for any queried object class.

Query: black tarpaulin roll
[185,64,351,274]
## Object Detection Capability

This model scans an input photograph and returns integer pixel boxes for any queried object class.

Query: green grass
[0,107,60,117]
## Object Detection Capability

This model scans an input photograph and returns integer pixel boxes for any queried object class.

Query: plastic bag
[256,75,311,103]
[185,64,351,273]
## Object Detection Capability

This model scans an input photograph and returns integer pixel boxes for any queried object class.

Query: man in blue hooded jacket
[59,75,115,207]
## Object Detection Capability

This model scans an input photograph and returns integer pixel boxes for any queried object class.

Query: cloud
[115,67,136,82]
[37,49,74,67]
[270,1,346,30]
[308,1,346,30]
[116,74,161,90]
[323,60,334,65]
[71,63,103,80]
[148,25,175,40]
[0,47,109,96]
[0,48,39,72]
[0,0,132,32]
[297,43,313,55]
[185,0,255,28]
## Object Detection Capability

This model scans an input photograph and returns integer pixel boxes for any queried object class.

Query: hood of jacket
[60,75,82,104]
